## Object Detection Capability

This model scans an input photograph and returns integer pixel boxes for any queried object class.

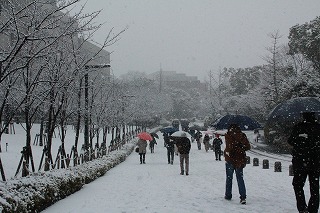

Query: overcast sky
[77,0,320,81]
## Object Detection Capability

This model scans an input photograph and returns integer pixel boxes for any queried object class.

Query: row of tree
[206,17,320,126]
[0,0,138,180]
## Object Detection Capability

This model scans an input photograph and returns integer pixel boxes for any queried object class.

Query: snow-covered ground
[14,127,299,213]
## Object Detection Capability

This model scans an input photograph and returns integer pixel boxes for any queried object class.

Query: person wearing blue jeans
[224,124,251,204]
[225,161,246,201]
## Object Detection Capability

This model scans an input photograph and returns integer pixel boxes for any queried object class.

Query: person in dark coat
[224,124,251,205]
[149,136,157,153]
[212,134,223,161]
[194,130,202,150]
[163,132,169,147]
[288,112,320,213]
[203,134,210,152]
[175,133,191,175]
[166,136,175,164]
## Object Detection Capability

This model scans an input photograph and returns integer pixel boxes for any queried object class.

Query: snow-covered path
[42,133,298,213]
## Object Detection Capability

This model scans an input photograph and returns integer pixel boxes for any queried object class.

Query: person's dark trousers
[214,148,221,160]
[167,148,174,164]
[293,169,319,213]
[197,140,201,150]
[139,153,146,164]
[225,161,246,200]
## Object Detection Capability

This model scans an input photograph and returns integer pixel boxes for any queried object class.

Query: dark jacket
[288,120,320,172]
[194,131,202,141]
[165,138,175,149]
[212,138,223,149]
[176,137,191,154]
[203,134,210,143]
[224,127,250,168]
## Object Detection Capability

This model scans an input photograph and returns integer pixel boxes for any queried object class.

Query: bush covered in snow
[0,142,135,213]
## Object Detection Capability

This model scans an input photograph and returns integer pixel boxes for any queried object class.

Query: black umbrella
[267,97,320,123]
[160,126,178,134]
[211,114,262,131]
[150,132,159,139]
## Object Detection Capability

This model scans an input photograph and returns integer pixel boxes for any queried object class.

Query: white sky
[76,0,320,81]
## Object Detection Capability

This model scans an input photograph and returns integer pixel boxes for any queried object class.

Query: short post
[262,159,269,169]
[22,161,28,177]
[6,143,8,152]
[66,154,70,168]
[253,158,259,166]
[289,164,294,176]
[44,157,50,171]
[246,156,251,164]
[274,161,282,172]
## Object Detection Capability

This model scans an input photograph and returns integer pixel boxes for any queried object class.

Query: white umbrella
[170,130,191,138]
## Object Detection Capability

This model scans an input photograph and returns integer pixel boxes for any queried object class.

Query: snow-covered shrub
[0,142,135,213]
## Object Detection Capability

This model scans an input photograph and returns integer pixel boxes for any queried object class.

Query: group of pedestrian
[134,112,320,212]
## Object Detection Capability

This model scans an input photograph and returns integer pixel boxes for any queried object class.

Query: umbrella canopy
[137,132,153,141]
[170,130,191,138]
[150,132,159,139]
[160,126,178,134]
[211,114,262,131]
[267,97,320,123]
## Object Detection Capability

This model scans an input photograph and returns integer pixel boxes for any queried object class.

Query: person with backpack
[175,133,191,176]
[224,124,251,205]
[288,112,320,213]
[212,134,223,161]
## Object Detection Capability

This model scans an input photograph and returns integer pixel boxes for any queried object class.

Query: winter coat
[175,137,191,154]
[194,131,202,141]
[224,127,250,168]
[149,137,157,147]
[166,137,175,149]
[288,120,320,173]
[137,139,148,154]
[203,135,210,143]
[212,138,223,150]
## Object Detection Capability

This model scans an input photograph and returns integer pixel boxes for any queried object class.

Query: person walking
[288,112,320,213]
[165,136,175,164]
[175,133,191,176]
[149,136,157,153]
[194,130,202,150]
[212,134,223,161]
[224,124,251,205]
[203,133,210,152]
[137,138,148,164]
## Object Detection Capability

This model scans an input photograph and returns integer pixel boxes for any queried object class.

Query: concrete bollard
[246,156,251,164]
[253,158,259,166]
[262,159,269,169]
[274,161,282,172]
[289,164,294,176]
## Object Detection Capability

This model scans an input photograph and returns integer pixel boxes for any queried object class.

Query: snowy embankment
[0,140,136,213]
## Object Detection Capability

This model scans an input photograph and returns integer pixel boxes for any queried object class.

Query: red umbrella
[137,132,153,141]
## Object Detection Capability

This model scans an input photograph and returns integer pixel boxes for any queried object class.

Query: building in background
[148,71,207,91]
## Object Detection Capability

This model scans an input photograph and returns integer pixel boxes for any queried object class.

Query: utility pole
[84,64,110,161]
[209,70,212,95]
[159,64,162,93]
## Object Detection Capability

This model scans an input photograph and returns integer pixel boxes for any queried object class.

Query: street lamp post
[84,64,110,161]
